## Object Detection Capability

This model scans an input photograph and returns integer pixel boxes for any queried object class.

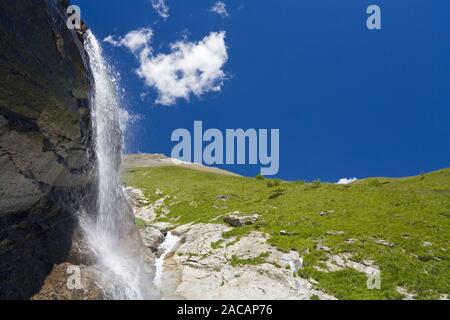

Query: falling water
[82,31,157,300]
[154,232,180,288]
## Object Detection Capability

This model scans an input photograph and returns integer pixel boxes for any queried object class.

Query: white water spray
[82,31,157,300]
[154,232,180,288]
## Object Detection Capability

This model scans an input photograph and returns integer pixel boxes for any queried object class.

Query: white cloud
[151,0,170,20]
[103,28,153,54]
[104,28,228,106]
[137,31,228,105]
[337,178,358,185]
[210,1,229,18]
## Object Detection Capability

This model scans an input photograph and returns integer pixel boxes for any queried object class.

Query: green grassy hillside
[122,166,450,300]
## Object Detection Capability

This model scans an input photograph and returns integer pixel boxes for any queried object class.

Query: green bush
[269,188,286,199]
[267,179,281,188]
[308,179,321,189]
[369,179,383,187]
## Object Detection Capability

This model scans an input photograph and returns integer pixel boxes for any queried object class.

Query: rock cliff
[0,0,95,299]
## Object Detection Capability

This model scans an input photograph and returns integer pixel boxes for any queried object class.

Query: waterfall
[154,232,180,289]
[82,31,157,300]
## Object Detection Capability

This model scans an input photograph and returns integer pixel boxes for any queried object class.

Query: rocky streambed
[124,187,335,300]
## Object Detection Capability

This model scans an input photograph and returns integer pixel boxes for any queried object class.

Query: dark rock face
[0,0,95,299]
[31,263,106,300]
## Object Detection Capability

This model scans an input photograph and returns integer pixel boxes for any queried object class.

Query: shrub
[308,179,321,189]
[267,179,281,188]
[369,179,383,187]
[269,188,286,199]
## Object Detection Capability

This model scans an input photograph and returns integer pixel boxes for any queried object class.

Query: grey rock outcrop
[224,212,260,227]
[31,263,106,300]
[126,186,335,300]
[158,224,334,300]
[0,0,95,299]
[142,226,165,251]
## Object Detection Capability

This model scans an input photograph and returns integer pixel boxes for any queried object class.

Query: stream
[153,232,180,289]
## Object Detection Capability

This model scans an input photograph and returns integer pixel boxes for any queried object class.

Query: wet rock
[224,212,260,227]
[142,227,165,251]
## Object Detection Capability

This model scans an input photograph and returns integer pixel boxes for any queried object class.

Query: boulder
[320,210,335,217]
[224,212,260,227]
[374,239,395,247]
[216,194,231,201]
[141,227,165,251]
[152,222,174,233]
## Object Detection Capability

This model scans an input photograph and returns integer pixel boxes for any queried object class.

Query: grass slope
[122,166,450,300]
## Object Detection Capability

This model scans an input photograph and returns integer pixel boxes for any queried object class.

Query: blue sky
[76,0,450,181]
